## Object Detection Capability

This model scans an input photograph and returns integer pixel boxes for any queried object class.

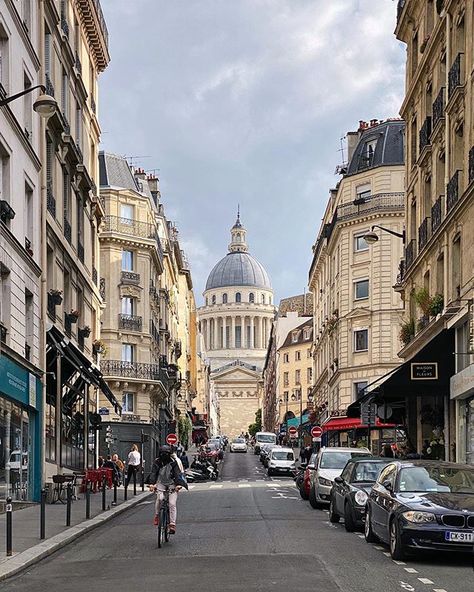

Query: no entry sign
[288,426,298,438]
[311,425,323,438]
[166,433,178,445]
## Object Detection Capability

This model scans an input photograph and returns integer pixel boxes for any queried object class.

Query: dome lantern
[229,207,248,253]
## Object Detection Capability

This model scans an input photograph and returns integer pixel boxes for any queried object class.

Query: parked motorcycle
[187,457,219,481]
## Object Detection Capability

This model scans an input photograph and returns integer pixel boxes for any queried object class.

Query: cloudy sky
[99,0,406,304]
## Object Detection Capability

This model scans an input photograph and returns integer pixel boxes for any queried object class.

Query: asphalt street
[3,450,473,592]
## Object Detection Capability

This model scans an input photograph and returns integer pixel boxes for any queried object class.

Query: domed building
[198,213,275,436]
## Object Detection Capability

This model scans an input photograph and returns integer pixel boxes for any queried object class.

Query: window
[235,292,241,303]
[25,182,33,251]
[269,296,272,305]
[222,293,227,304]
[121,297,134,315]
[262,294,266,304]
[25,289,33,360]
[212,294,216,305]
[354,279,369,300]
[22,0,31,34]
[75,102,82,149]
[249,293,255,303]
[205,297,208,306]
[307,367,312,382]
[235,325,242,348]
[120,204,134,223]
[307,348,312,359]
[283,391,289,402]
[355,184,371,202]
[354,381,368,400]
[61,68,69,119]
[283,353,289,363]
[303,327,311,339]
[354,329,368,352]
[452,235,461,301]
[295,369,301,384]
[23,73,32,139]
[292,331,298,343]
[295,350,301,361]
[0,26,10,92]
[360,140,376,169]
[354,235,369,252]
[0,142,10,207]
[0,263,11,339]
[122,393,134,413]
[283,372,289,387]
[122,250,133,271]
[122,344,134,362]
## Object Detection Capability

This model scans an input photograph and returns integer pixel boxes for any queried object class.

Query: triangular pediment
[211,362,261,381]
[345,307,371,319]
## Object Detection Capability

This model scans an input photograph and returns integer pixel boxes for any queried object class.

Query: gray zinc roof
[99,152,139,192]
[205,252,272,291]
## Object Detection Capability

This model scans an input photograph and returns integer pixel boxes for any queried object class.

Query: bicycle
[157,486,171,548]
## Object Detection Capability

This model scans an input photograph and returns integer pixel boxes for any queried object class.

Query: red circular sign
[288,426,298,436]
[166,433,178,445]
[311,426,323,438]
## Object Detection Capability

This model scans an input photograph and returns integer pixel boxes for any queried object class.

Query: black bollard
[133,469,136,496]
[141,468,145,492]
[66,483,72,526]
[124,479,128,501]
[102,475,106,511]
[112,482,117,506]
[6,496,12,557]
[40,489,46,540]
[85,482,91,520]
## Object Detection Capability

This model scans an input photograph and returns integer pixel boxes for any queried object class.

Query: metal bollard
[141,468,144,492]
[85,482,91,520]
[133,470,137,496]
[124,479,128,501]
[40,489,46,540]
[102,475,106,511]
[112,482,117,506]
[6,496,12,557]
[66,483,72,526]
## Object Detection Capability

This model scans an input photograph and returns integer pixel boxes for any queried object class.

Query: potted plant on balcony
[68,309,80,323]
[92,339,107,355]
[49,289,63,305]
[79,325,91,338]
[429,293,444,317]
[414,287,431,316]
[399,318,415,346]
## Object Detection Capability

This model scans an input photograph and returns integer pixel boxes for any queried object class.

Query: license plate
[445,531,474,543]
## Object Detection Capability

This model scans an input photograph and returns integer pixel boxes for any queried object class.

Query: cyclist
[148,445,187,534]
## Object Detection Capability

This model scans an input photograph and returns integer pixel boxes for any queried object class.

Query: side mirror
[334,476,344,484]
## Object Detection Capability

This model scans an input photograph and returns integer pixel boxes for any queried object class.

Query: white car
[230,438,247,453]
[267,447,296,476]
[6,450,28,471]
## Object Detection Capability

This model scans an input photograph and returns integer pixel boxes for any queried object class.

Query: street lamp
[279,395,289,442]
[0,84,57,119]
[292,386,302,448]
[363,225,405,245]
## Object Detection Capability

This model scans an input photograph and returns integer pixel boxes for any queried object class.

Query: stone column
[250,316,255,348]
[231,316,235,348]
[206,319,211,351]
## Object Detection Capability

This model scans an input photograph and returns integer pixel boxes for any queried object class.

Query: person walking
[112,453,124,485]
[103,454,121,485]
[148,445,188,534]
[126,444,141,487]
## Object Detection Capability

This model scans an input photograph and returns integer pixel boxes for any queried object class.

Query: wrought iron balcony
[61,16,70,38]
[432,87,444,128]
[63,216,72,244]
[91,96,96,115]
[121,270,140,284]
[150,319,160,345]
[469,146,474,184]
[99,277,106,300]
[92,266,98,286]
[45,73,55,97]
[119,314,143,332]
[337,192,404,221]
[431,195,443,233]
[418,217,430,250]
[419,116,432,153]
[101,360,164,382]
[103,215,157,240]
[446,170,460,213]
[47,185,56,217]
[405,239,416,271]
[448,53,463,100]
[78,241,84,263]
[75,52,82,75]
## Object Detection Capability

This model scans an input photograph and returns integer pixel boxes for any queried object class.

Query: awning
[47,325,121,413]
[322,416,397,432]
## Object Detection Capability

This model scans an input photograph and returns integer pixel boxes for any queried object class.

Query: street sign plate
[98,407,109,415]
[311,425,323,438]
[166,433,178,445]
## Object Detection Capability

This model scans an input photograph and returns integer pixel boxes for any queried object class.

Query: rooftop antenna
[145,168,161,175]
[123,155,151,167]
[338,135,346,164]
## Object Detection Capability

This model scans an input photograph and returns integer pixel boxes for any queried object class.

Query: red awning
[322,417,397,432]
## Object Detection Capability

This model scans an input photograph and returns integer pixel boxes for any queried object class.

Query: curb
[0,490,152,582]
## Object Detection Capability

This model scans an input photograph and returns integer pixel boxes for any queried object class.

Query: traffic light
[105,425,113,444]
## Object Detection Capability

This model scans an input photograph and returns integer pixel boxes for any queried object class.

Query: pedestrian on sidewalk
[103,455,121,485]
[126,444,141,487]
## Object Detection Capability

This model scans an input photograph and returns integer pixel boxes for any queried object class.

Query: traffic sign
[98,407,109,416]
[311,425,323,438]
[288,426,298,438]
[166,433,178,445]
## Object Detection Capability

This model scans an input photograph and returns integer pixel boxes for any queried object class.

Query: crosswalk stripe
[238,483,251,488]
[209,484,223,489]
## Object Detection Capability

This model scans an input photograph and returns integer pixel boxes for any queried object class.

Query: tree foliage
[248,408,262,437]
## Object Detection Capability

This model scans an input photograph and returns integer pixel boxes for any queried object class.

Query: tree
[177,414,192,447]
[248,408,262,437]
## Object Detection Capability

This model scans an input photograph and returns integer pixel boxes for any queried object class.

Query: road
[3,450,472,592]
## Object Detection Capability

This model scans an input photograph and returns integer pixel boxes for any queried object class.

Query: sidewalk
[0,484,151,581]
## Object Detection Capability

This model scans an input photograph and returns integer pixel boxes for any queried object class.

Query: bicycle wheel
[164,507,170,542]
[158,506,167,548]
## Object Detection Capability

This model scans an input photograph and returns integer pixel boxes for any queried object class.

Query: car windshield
[399,466,474,494]
[272,451,294,461]
[352,461,388,483]
[233,438,245,443]
[320,451,369,469]
[258,435,276,443]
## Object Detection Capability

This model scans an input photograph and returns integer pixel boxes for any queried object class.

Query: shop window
[354,279,369,300]
[354,329,368,352]
[122,393,134,413]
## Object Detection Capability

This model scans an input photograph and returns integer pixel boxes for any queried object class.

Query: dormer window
[292,331,299,343]
[359,139,377,170]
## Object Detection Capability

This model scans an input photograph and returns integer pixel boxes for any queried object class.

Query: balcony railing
[418,217,430,250]
[432,87,444,128]
[431,195,443,233]
[78,241,84,263]
[91,96,96,115]
[99,277,105,300]
[101,361,166,382]
[448,53,463,99]
[405,239,416,271]
[337,192,405,221]
[92,266,98,286]
[469,146,474,184]
[103,215,157,239]
[75,51,82,75]
[64,216,72,244]
[446,170,460,213]
[47,185,56,217]
[419,116,432,153]
[61,16,70,38]
[118,314,143,332]
[121,270,140,284]
[45,73,54,97]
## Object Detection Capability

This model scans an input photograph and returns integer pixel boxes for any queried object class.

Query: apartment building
[394,0,474,462]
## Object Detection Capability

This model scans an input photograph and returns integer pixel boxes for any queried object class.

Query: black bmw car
[365,460,474,559]
[329,457,392,531]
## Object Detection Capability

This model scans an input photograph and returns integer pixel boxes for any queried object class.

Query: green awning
[286,414,309,428]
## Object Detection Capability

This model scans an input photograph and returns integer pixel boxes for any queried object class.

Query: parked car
[329,457,392,531]
[6,450,28,472]
[259,443,274,465]
[295,452,318,500]
[364,460,474,560]
[254,431,277,455]
[267,447,296,476]
[308,447,371,509]
[230,438,247,453]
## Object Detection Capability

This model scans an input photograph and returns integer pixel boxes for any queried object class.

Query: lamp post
[278,395,289,443]
[363,225,405,244]
[0,84,57,119]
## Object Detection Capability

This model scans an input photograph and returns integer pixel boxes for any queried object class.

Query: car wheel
[389,518,405,560]
[309,484,320,509]
[267,469,273,477]
[364,505,377,543]
[328,496,340,523]
[299,487,309,501]
[344,501,356,532]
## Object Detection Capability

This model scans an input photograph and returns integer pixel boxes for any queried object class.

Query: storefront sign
[469,300,474,354]
[411,362,438,380]
[0,354,40,409]
[29,373,36,409]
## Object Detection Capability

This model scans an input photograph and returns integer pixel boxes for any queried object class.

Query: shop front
[450,363,474,464]
[321,416,399,452]
[0,352,42,502]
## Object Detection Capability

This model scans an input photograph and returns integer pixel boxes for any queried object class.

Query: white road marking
[374,545,384,550]
[399,582,415,591]
[383,552,391,557]
[433,589,448,592]
[358,534,365,539]
[404,568,418,574]
[393,560,406,565]
[209,484,223,489]
[238,483,251,488]
[417,578,433,585]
